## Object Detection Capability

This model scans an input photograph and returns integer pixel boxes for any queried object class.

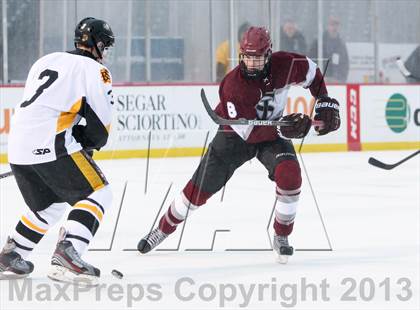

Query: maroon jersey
[215,51,328,143]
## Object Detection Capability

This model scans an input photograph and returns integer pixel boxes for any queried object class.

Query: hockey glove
[278,113,312,139]
[314,96,340,135]
[72,125,95,156]
[255,94,282,120]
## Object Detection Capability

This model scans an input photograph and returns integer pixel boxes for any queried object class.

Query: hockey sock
[159,181,213,234]
[64,185,112,255]
[159,192,198,234]
[12,203,67,259]
[273,160,301,236]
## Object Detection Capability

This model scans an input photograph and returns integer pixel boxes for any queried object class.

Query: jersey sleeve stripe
[54,131,68,158]
[56,98,83,132]
[301,57,317,88]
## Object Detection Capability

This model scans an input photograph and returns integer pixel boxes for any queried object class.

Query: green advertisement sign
[385,93,410,133]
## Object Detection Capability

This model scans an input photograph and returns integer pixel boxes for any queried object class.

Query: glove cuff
[316,94,330,101]
[276,126,292,141]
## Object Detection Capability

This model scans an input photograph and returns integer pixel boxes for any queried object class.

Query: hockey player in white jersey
[0,17,115,286]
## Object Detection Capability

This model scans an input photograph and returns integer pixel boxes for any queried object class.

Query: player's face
[101,46,114,64]
[242,54,266,71]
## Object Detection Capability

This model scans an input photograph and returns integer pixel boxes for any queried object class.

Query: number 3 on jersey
[21,69,58,108]
[227,101,237,118]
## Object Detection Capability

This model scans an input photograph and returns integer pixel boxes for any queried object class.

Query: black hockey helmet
[74,17,115,61]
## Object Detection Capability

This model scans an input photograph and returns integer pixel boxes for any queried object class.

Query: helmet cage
[239,49,272,80]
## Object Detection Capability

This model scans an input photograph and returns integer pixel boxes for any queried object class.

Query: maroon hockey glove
[278,113,312,139]
[314,96,340,135]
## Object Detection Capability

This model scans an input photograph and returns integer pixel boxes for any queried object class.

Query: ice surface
[0,150,419,309]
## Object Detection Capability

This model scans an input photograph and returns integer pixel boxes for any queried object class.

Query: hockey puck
[111,269,123,279]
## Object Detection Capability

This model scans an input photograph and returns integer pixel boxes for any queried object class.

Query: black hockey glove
[72,125,95,156]
[277,113,312,139]
[72,125,88,146]
[314,96,340,135]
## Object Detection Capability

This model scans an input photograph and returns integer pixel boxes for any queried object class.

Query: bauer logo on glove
[314,96,341,136]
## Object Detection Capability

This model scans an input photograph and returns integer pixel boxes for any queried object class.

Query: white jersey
[8,51,113,165]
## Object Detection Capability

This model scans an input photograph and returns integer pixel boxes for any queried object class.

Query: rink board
[0,84,419,162]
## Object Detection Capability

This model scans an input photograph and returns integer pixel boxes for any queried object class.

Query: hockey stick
[200,88,324,127]
[0,171,13,179]
[396,58,420,81]
[368,150,420,170]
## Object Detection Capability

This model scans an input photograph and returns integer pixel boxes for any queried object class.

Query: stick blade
[200,88,225,124]
[368,157,393,170]
[0,171,13,179]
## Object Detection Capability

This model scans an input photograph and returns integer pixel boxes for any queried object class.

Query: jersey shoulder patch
[100,68,111,84]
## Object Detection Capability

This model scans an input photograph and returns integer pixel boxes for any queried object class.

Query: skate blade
[47,265,98,287]
[0,271,30,280]
[276,255,289,264]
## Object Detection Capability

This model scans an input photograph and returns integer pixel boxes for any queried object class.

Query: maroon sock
[159,181,213,234]
[273,219,294,236]
[158,207,183,234]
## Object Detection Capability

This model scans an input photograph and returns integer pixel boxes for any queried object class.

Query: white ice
[0,150,419,309]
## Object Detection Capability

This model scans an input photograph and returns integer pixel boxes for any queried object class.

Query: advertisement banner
[3,84,419,161]
[104,85,218,153]
[0,84,348,162]
[346,84,361,151]
[360,85,420,149]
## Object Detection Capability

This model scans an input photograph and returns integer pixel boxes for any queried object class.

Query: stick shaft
[0,171,13,179]
[368,150,420,170]
[200,89,324,127]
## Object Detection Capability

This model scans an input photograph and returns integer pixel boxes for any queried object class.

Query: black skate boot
[48,229,100,287]
[273,234,294,264]
[137,228,168,254]
[0,237,34,279]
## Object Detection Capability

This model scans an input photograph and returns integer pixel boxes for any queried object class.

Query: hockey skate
[48,229,100,287]
[0,237,34,279]
[137,228,168,254]
[273,234,294,264]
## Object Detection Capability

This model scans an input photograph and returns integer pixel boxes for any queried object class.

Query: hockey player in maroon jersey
[138,27,340,263]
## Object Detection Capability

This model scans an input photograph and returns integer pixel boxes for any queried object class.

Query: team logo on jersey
[100,68,111,84]
[32,148,51,155]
